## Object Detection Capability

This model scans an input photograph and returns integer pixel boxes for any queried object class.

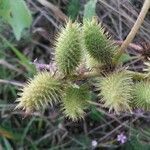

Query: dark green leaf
[67,0,80,20]
[89,106,104,121]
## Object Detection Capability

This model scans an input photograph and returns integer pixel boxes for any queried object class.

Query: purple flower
[134,109,144,116]
[117,133,127,144]
[33,59,57,73]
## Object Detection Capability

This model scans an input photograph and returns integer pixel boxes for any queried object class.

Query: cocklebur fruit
[95,71,133,113]
[83,18,116,65]
[132,81,150,111]
[61,84,91,120]
[55,20,82,75]
[16,72,62,113]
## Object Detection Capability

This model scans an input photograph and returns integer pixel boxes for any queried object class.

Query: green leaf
[84,0,97,20]
[2,137,13,150]
[0,126,21,141]
[89,106,104,121]
[0,127,14,139]
[67,0,80,20]
[0,34,36,75]
[0,0,32,40]
[118,53,136,64]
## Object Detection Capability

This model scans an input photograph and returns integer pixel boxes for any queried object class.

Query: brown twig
[0,79,24,87]
[36,0,68,22]
[115,41,143,51]
[115,0,150,60]
[0,59,23,73]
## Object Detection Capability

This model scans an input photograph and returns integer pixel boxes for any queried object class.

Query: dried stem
[115,0,150,62]
[36,0,68,22]
[115,41,143,52]
[0,79,24,87]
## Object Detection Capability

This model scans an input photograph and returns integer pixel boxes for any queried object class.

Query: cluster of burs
[16,19,150,120]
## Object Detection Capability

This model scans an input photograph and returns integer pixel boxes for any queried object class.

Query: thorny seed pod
[85,53,102,70]
[16,72,62,113]
[55,20,82,75]
[61,84,91,120]
[83,18,116,65]
[132,81,150,111]
[95,71,133,114]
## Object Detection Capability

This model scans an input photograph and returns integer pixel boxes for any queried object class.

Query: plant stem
[32,64,148,81]
[126,70,147,80]
[67,71,101,81]
[114,0,150,63]
[0,79,24,87]
[36,0,68,22]
[71,70,147,81]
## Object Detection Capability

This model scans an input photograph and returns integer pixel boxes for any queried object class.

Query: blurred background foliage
[0,0,150,149]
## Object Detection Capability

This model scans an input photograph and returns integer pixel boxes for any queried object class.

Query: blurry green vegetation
[67,0,80,20]
[0,0,32,40]
[84,0,97,20]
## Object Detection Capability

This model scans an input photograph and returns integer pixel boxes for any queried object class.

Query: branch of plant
[83,70,147,80]
[89,101,150,140]
[115,0,150,62]
[98,120,128,142]
[0,59,23,74]
[36,0,68,22]
[115,41,143,51]
[33,59,148,81]
[0,79,24,87]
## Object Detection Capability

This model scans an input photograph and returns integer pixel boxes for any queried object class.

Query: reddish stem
[115,41,143,51]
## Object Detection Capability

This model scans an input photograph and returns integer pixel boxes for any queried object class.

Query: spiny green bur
[85,53,102,70]
[15,18,150,121]
[16,72,62,113]
[83,19,116,64]
[55,20,82,75]
[61,85,90,120]
[95,71,133,114]
[132,81,150,111]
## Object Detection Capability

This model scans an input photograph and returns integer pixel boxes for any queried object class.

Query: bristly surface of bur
[85,52,102,70]
[55,20,82,76]
[16,72,62,113]
[61,84,91,120]
[95,71,133,114]
[83,19,116,65]
[132,81,150,111]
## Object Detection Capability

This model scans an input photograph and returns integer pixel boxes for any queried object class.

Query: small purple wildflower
[117,133,127,144]
[134,109,144,116]
[33,59,57,73]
